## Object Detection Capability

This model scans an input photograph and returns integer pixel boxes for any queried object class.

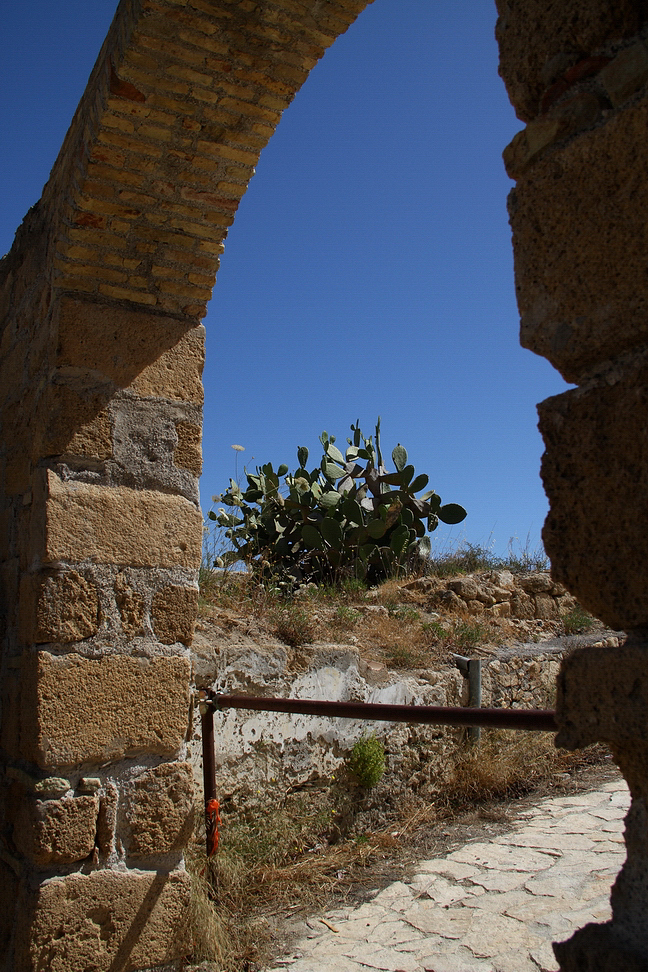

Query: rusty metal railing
[197,690,557,856]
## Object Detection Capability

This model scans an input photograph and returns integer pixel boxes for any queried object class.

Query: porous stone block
[151,585,198,645]
[19,868,191,971]
[539,362,648,629]
[57,296,205,404]
[503,92,604,178]
[11,790,99,866]
[114,572,145,638]
[489,601,512,618]
[495,0,641,120]
[600,40,648,107]
[555,642,648,751]
[534,593,559,620]
[173,421,202,475]
[131,327,205,404]
[19,569,100,644]
[43,470,202,569]
[20,651,191,768]
[65,409,113,460]
[510,99,648,382]
[510,592,535,620]
[124,761,194,857]
[0,861,19,959]
[40,381,114,460]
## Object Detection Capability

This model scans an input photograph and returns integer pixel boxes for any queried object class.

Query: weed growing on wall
[347,734,386,788]
[563,604,597,635]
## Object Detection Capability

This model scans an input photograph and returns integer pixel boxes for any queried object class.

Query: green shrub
[563,605,597,635]
[347,734,386,787]
[453,620,488,650]
[209,418,466,588]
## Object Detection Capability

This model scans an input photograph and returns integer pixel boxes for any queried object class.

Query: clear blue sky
[1,1,571,558]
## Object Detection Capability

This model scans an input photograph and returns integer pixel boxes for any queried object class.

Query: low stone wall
[404,570,578,621]
[191,623,574,806]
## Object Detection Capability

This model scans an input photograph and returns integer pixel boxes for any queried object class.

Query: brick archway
[1,1,648,969]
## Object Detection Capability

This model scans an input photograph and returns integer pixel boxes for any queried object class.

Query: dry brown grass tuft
[438,732,609,813]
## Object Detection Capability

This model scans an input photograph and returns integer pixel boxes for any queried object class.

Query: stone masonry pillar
[0,1,370,968]
[496,1,648,968]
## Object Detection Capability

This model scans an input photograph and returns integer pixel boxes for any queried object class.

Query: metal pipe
[205,692,557,732]
[199,701,217,856]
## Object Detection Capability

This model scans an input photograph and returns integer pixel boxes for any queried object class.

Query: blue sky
[1,1,571,558]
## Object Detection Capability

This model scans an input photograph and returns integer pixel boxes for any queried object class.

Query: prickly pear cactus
[209,418,466,586]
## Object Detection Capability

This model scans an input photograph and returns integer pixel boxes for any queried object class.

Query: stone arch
[1,0,648,969]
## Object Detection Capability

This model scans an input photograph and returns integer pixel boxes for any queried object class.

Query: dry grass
[437,732,609,813]
[186,730,611,971]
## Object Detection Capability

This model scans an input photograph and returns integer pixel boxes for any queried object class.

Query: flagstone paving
[264,778,629,972]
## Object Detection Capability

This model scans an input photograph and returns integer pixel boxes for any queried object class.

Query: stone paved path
[264,778,629,972]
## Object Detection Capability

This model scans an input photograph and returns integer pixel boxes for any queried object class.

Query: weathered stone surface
[65,408,113,460]
[151,585,198,646]
[11,790,99,866]
[114,571,145,638]
[503,92,604,179]
[555,643,648,751]
[518,572,555,594]
[20,569,100,644]
[20,869,192,972]
[539,365,648,629]
[110,398,201,501]
[495,0,641,120]
[511,593,535,620]
[44,470,202,569]
[600,40,648,107]
[511,100,648,382]
[57,297,205,403]
[130,326,205,404]
[21,651,191,767]
[534,594,559,621]
[97,782,118,859]
[124,761,194,857]
[40,380,114,459]
[174,421,202,475]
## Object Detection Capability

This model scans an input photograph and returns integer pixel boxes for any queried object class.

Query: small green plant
[209,417,466,587]
[271,604,316,647]
[421,620,446,642]
[453,620,488,650]
[563,604,597,635]
[331,605,361,629]
[388,604,420,622]
[347,734,386,787]
[384,644,425,669]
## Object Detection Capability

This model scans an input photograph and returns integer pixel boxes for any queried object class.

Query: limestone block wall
[497,1,648,967]
[190,633,563,805]
[0,1,371,969]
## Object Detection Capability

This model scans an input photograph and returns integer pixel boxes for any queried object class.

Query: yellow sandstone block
[57,296,205,399]
[98,284,157,305]
[43,472,202,569]
[20,650,191,767]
